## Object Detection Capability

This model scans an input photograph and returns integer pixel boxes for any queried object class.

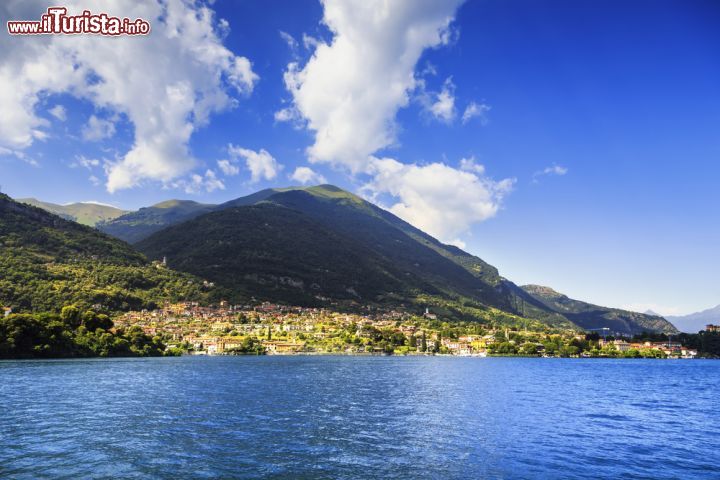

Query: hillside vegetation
[522,284,678,334]
[97,199,216,243]
[0,194,207,313]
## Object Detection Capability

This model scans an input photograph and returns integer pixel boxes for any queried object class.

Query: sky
[1,0,719,315]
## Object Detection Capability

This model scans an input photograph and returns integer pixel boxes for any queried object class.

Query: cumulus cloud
[279,30,299,51]
[49,105,66,121]
[81,115,116,142]
[459,156,485,174]
[290,166,327,185]
[228,145,282,183]
[533,164,568,182]
[173,169,225,194]
[462,101,491,125]
[426,77,456,123]
[280,0,510,243]
[217,159,240,176]
[0,146,38,166]
[363,157,515,244]
[0,1,258,192]
[283,0,464,172]
[71,155,100,170]
[274,106,303,128]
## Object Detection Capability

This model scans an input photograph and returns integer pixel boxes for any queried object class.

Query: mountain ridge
[18,185,679,334]
[134,184,672,334]
[666,305,720,333]
[18,198,128,226]
[0,193,206,313]
[521,284,678,335]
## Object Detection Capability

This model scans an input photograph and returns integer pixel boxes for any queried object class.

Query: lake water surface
[1,356,718,479]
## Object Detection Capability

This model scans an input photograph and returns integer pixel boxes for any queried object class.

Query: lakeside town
[114,301,706,358]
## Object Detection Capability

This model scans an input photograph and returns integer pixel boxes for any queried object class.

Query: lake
[1,356,718,479]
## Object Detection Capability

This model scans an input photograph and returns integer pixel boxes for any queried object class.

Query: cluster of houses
[113,301,706,358]
[600,339,698,359]
[115,301,424,355]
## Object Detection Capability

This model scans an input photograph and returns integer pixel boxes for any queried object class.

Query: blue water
[1,356,718,479]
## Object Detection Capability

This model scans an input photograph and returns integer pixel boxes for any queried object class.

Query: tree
[421,332,427,352]
[61,305,81,328]
[81,310,113,331]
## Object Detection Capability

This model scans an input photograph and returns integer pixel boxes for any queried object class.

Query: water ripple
[0,357,718,479]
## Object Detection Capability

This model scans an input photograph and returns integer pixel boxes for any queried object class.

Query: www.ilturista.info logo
[7,7,150,36]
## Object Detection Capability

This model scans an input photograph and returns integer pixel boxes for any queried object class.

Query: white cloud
[462,101,491,125]
[533,164,568,182]
[428,77,456,123]
[81,115,116,142]
[79,200,121,207]
[283,0,464,172]
[0,146,38,166]
[290,166,327,185]
[302,34,321,51]
[72,155,100,170]
[88,175,101,186]
[363,157,515,243]
[228,145,282,183]
[280,0,511,242]
[279,30,299,51]
[459,156,485,174]
[217,159,240,176]
[174,169,225,194]
[0,1,258,192]
[274,106,303,127]
[49,105,67,121]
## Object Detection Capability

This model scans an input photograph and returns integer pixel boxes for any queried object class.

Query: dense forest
[0,306,174,359]
[0,193,207,314]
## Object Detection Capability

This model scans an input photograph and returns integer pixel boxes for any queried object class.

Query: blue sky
[1,0,719,315]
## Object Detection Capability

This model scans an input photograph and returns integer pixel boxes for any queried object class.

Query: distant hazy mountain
[18,198,127,226]
[97,199,215,244]
[522,285,678,335]
[666,306,720,333]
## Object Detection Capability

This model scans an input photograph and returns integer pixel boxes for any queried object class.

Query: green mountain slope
[135,185,574,328]
[18,198,127,226]
[521,285,678,335]
[106,184,673,334]
[137,203,416,306]
[97,200,215,244]
[98,188,297,244]
[0,194,206,313]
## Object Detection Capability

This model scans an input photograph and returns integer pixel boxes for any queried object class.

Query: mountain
[97,189,294,244]
[522,285,678,335]
[137,185,567,326]
[18,198,127,226]
[666,306,720,333]
[136,184,667,332]
[0,194,206,313]
[136,186,501,310]
[97,199,215,244]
